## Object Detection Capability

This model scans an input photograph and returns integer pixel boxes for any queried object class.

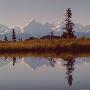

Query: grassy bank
[0,38,90,52]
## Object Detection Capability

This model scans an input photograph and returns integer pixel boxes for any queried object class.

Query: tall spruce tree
[61,8,76,38]
[12,29,16,41]
[4,35,8,42]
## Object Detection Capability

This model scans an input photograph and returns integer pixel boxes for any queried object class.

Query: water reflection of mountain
[23,57,68,70]
[22,57,90,86]
[24,58,51,70]
[23,57,90,86]
[0,57,22,67]
[23,57,90,70]
[0,57,90,68]
[0,58,10,67]
[0,56,90,87]
[75,57,90,65]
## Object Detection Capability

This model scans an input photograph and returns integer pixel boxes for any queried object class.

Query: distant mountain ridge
[23,20,90,38]
[23,20,53,37]
[0,25,32,40]
[0,21,90,40]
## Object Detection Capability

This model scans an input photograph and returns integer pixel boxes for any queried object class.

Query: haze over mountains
[0,20,90,40]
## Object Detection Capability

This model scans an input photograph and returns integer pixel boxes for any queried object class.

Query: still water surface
[0,56,90,90]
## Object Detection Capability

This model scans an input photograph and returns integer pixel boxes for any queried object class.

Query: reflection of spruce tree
[64,58,75,86]
[48,57,56,67]
[13,57,16,66]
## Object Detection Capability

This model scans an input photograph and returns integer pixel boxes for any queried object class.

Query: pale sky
[0,0,90,28]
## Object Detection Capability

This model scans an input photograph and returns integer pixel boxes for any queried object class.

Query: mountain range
[0,20,90,40]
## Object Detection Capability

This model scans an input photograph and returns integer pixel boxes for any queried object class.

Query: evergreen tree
[12,29,16,41]
[50,31,54,44]
[50,31,54,39]
[4,35,8,42]
[61,8,76,38]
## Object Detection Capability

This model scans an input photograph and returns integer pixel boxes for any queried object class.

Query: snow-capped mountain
[0,20,90,40]
[0,24,10,35]
[0,58,10,68]
[23,20,90,38]
[74,24,90,38]
[0,25,31,40]
[23,20,53,37]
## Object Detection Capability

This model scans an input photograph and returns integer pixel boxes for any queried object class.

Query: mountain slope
[23,20,53,37]
[0,21,90,41]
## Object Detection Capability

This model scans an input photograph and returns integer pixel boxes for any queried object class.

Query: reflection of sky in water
[0,57,89,90]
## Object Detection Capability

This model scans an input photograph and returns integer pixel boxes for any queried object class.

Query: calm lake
[0,54,90,90]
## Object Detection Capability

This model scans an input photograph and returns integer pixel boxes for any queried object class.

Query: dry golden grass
[0,38,90,52]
